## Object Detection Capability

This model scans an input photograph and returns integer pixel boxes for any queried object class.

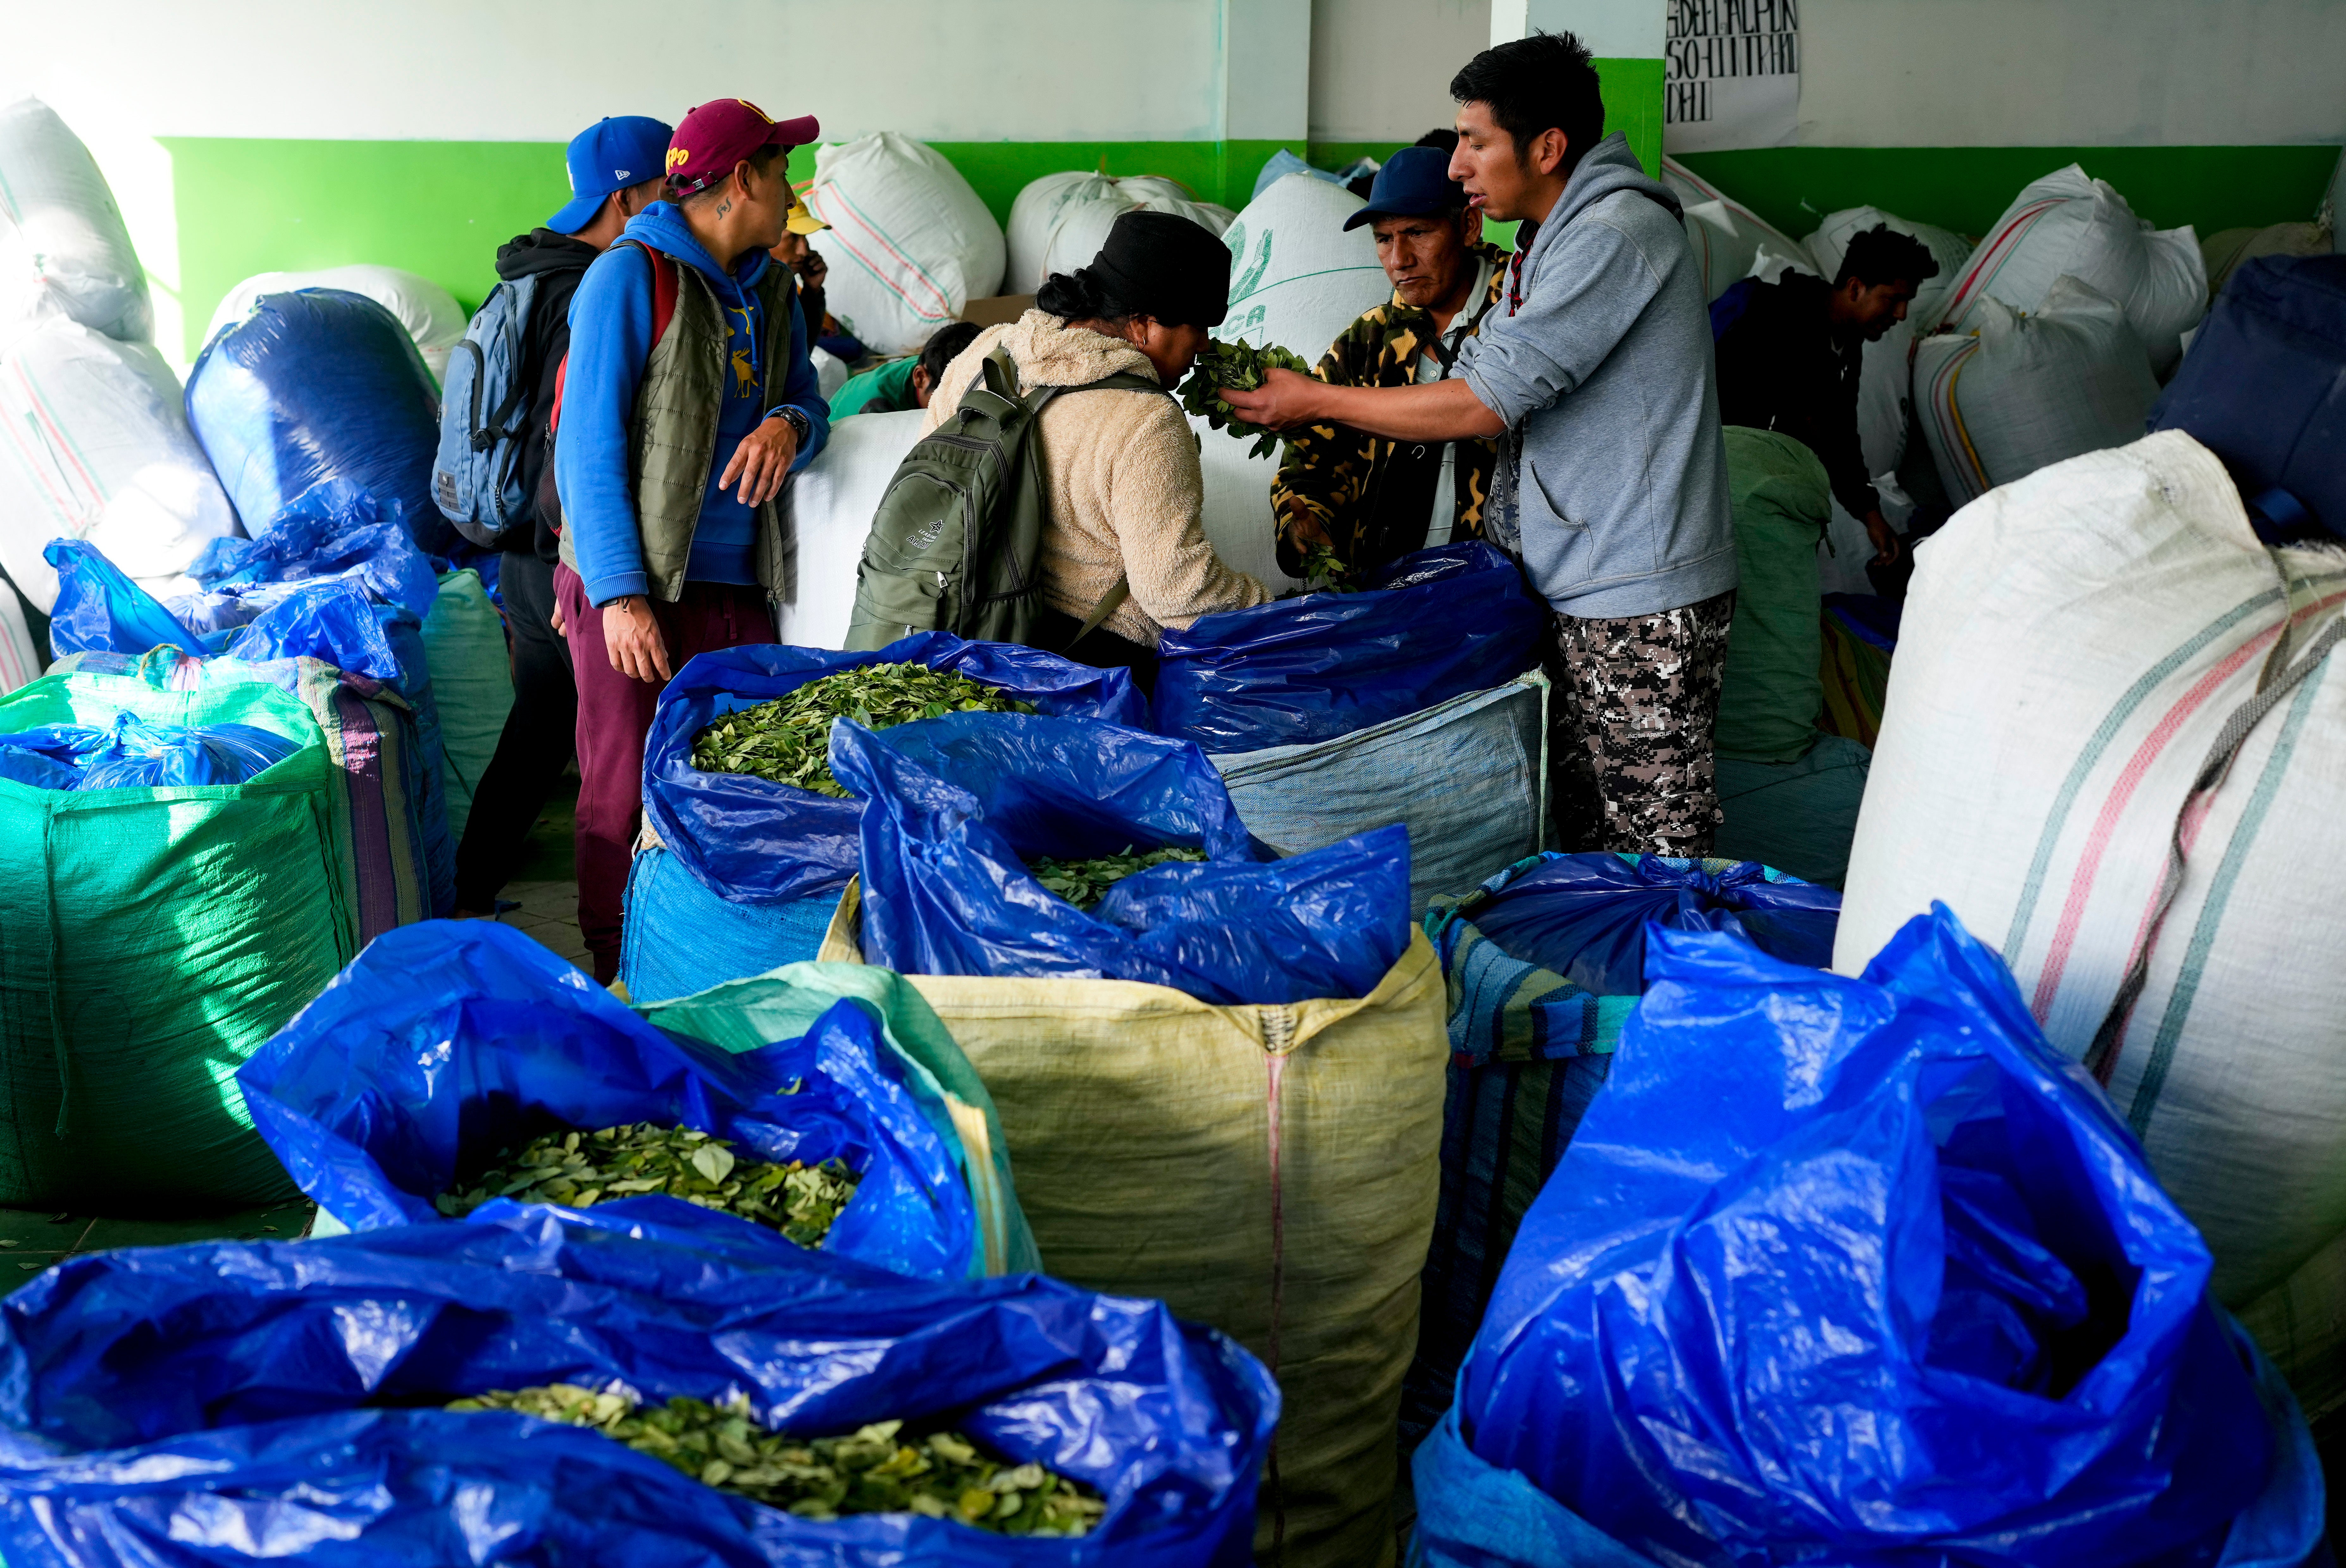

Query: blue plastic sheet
[0,1207,1278,1567]
[834,712,1411,1004]
[41,540,205,657]
[240,920,984,1282]
[186,478,441,621]
[1464,851,1841,995]
[645,634,1151,907]
[1152,542,1546,753]
[185,290,455,556]
[1444,905,2324,1568]
[0,710,296,791]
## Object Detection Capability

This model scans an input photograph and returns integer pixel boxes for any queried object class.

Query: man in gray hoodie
[1224,31,1737,855]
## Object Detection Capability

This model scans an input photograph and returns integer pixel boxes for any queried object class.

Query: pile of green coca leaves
[1297,543,1360,593]
[436,1123,858,1248]
[1179,337,1314,459]
[691,664,1034,797]
[447,1386,1105,1535]
[1025,845,1208,911]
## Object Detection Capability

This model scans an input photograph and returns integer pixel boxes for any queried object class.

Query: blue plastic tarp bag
[0,1206,1279,1567]
[2149,254,2346,538]
[1417,905,2326,1568]
[41,540,205,657]
[833,711,1411,1005]
[69,710,297,789]
[644,633,1151,908]
[185,478,441,621]
[1152,542,1545,752]
[185,290,456,557]
[239,919,986,1282]
[1463,850,1842,995]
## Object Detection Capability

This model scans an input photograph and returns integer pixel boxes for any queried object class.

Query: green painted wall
[1672,145,2339,245]
[164,132,2338,362]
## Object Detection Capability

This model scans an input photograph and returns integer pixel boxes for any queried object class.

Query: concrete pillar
[1219,0,1314,207]
[1488,0,1666,178]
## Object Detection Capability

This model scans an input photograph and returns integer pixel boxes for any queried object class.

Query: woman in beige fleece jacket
[922,211,1267,686]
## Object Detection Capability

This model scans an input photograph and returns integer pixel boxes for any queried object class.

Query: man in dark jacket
[1711,224,1940,566]
[452,114,670,919]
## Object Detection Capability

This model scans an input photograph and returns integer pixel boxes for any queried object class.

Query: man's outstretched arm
[1223,370,1506,444]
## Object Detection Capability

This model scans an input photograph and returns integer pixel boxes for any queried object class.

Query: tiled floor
[503,878,589,968]
[0,1201,319,1275]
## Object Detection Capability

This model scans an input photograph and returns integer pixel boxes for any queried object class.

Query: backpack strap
[544,238,682,441]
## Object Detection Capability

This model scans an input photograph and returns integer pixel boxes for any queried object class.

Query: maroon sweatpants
[555,563,770,981]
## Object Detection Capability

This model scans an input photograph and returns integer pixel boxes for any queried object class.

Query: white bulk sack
[1214,173,1390,367]
[805,134,1005,356]
[0,583,37,693]
[1004,171,1235,295]
[0,99,152,343]
[1833,429,2346,1367]
[1929,164,2205,375]
[1191,415,1302,595]
[0,319,241,612]
[774,407,926,650]
[807,344,851,402]
[1662,157,1817,302]
[1912,276,2158,508]
[205,265,466,384]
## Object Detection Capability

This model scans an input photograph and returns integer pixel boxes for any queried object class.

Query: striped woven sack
[1398,857,1636,1458]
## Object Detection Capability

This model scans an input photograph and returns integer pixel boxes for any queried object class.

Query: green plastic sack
[418,569,510,841]
[1716,428,1831,763]
[0,672,354,1209]
[633,960,1043,1277]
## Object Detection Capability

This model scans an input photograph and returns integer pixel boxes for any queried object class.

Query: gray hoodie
[1457,132,1737,618]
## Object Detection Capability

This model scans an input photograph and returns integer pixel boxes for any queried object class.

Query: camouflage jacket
[1270,244,1506,577]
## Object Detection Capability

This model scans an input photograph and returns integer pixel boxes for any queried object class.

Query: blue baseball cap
[1341,145,1468,231]
[547,115,675,234]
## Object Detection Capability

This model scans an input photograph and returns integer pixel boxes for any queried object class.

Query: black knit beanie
[1074,210,1232,329]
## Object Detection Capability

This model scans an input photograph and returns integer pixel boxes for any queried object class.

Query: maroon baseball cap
[664,100,819,195]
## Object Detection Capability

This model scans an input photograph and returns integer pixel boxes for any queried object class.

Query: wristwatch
[774,406,811,446]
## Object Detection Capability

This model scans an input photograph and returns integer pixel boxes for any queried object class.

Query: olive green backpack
[843,347,1165,652]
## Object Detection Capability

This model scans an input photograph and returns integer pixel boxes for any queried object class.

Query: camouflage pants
[1546,591,1736,855]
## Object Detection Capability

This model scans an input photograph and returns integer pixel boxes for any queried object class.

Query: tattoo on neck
[716,198,732,219]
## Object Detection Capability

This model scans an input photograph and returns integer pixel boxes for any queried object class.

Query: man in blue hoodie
[553,97,831,980]
[1224,33,1736,856]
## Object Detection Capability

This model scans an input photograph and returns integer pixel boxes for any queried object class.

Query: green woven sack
[0,673,356,1210]
[420,568,512,842]
[1716,427,1834,763]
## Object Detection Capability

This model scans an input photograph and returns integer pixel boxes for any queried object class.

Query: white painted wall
[1308,0,1492,143]
[1798,0,2346,147]
[1491,0,1662,57]
[1227,0,1315,140]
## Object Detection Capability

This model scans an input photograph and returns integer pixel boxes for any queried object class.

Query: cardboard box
[961,294,1035,328]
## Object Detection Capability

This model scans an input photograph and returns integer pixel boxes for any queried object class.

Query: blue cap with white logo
[547,116,675,234]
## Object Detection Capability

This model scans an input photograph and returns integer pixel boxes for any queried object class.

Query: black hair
[1413,128,1460,155]
[1836,224,1942,292]
[1449,31,1604,173]
[918,321,982,386]
[1034,268,1139,327]
[669,142,787,208]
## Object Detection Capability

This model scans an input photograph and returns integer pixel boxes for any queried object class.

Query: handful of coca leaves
[1025,845,1208,911]
[692,664,1035,797]
[1179,337,1314,458]
[1297,543,1359,593]
[447,1385,1105,1535]
[436,1123,858,1247]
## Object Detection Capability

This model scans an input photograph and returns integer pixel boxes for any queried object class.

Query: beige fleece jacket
[922,311,1269,646]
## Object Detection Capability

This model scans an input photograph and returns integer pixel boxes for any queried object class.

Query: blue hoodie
[558,202,831,606]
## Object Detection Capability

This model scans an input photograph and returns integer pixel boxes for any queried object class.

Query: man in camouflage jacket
[1271,147,1506,579]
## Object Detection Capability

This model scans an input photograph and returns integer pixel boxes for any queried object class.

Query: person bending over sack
[921,211,1268,689]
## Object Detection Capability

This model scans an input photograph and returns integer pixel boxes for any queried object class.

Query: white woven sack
[0,319,240,612]
[205,265,466,384]
[1213,173,1390,367]
[807,344,850,402]
[1835,429,2346,1333]
[1005,172,1236,295]
[774,407,926,650]
[1191,414,1304,596]
[0,99,151,344]
[1912,276,2158,508]
[0,582,37,693]
[1661,157,1817,302]
[805,134,1005,356]
[1929,164,2205,374]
